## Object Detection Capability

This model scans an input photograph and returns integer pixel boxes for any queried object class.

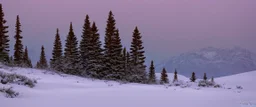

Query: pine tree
[9,56,14,66]
[64,22,79,75]
[121,47,129,81]
[190,72,196,82]
[129,26,147,83]
[103,11,123,80]
[36,46,48,69]
[23,46,32,68]
[13,15,24,66]
[160,68,169,84]
[125,51,132,81]
[148,60,156,84]
[203,73,207,81]
[173,69,178,82]
[0,4,10,63]
[112,29,124,80]
[50,28,63,72]
[79,15,91,76]
[211,77,214,83]
[86,22,104,78]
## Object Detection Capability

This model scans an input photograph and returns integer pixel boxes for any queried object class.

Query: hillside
[0,66,256,107]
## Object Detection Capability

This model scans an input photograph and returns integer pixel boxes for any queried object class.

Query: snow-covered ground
[1,66,256,107]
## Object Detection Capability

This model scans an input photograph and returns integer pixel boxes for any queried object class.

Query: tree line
[0,4,213,84]
[0,4,151,83]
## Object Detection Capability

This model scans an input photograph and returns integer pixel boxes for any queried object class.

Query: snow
[1,66,256,107]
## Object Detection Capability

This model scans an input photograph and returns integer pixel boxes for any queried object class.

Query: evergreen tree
[112,29,124,80]
[13,15,24,66]
[125,51,132,81]
[0,4,10,63]
[173,69,178,82]
[50,28,63,72]
[148,60,156,84]
[160,68,169,84]
[35,61,40,68]
[23,46,32,68]
[8,56,14,66]
[129,26,147,83]
[64,22,79,75]
[36,46,48,69]
[211,77,214,83]
[190,72,196,82]
[86,22,104,78]
[203,73,207,81]
[79,15,91,76]
[103,11,123,80]
[121,47,129,81]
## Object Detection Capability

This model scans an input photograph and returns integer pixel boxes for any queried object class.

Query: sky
[1,0,256,65]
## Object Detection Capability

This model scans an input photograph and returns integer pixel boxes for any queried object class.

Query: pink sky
[2,0,256,64]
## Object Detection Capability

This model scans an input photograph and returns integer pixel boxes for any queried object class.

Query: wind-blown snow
[1,67,256,107]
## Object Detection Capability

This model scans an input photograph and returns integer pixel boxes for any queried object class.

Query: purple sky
[2,0,256,65]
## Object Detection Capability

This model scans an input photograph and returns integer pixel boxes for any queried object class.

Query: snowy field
[0,66,256,107]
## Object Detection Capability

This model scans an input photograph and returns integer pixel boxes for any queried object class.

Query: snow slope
[1,67,256,107]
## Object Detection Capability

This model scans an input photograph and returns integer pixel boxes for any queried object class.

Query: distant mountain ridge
[156,47,256,78]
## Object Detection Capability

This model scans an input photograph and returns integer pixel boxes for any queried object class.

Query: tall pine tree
[79,15,91,76]
[23,46,32,68]
[64,22,79,75]
[86,22,104,78]
[50,28,63,72]
[112,29,124,80]
[36,46,48,69]
[0,4,9,63]
[129,26,147,83]
[13,15,24,66]
[160,68,169,84]
[148,60,156,84]
[103,11,123,80]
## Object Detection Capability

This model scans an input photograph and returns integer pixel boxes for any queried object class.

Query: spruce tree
[190,72,196,82]
[129,26,147,83]
[121,47,128,81]
[125,51,132,81]
[36,46,48,69]
[23,46,32,68]
[50,28,63,72]
[0,4,10,63]
[64,22,79,75]
[211,77,214,83]
[103,11,123,80]
[160,68,169,84]
[86,22,104,78]
[148,60,156,84]
[79,15,91,76]
[13,15,24,66]
[112,29,124,80]
[9,56,14,66]
[173,69,178,82]
[203,73,207,81]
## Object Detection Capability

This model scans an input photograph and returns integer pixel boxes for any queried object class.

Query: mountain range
[156,47,256,78]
